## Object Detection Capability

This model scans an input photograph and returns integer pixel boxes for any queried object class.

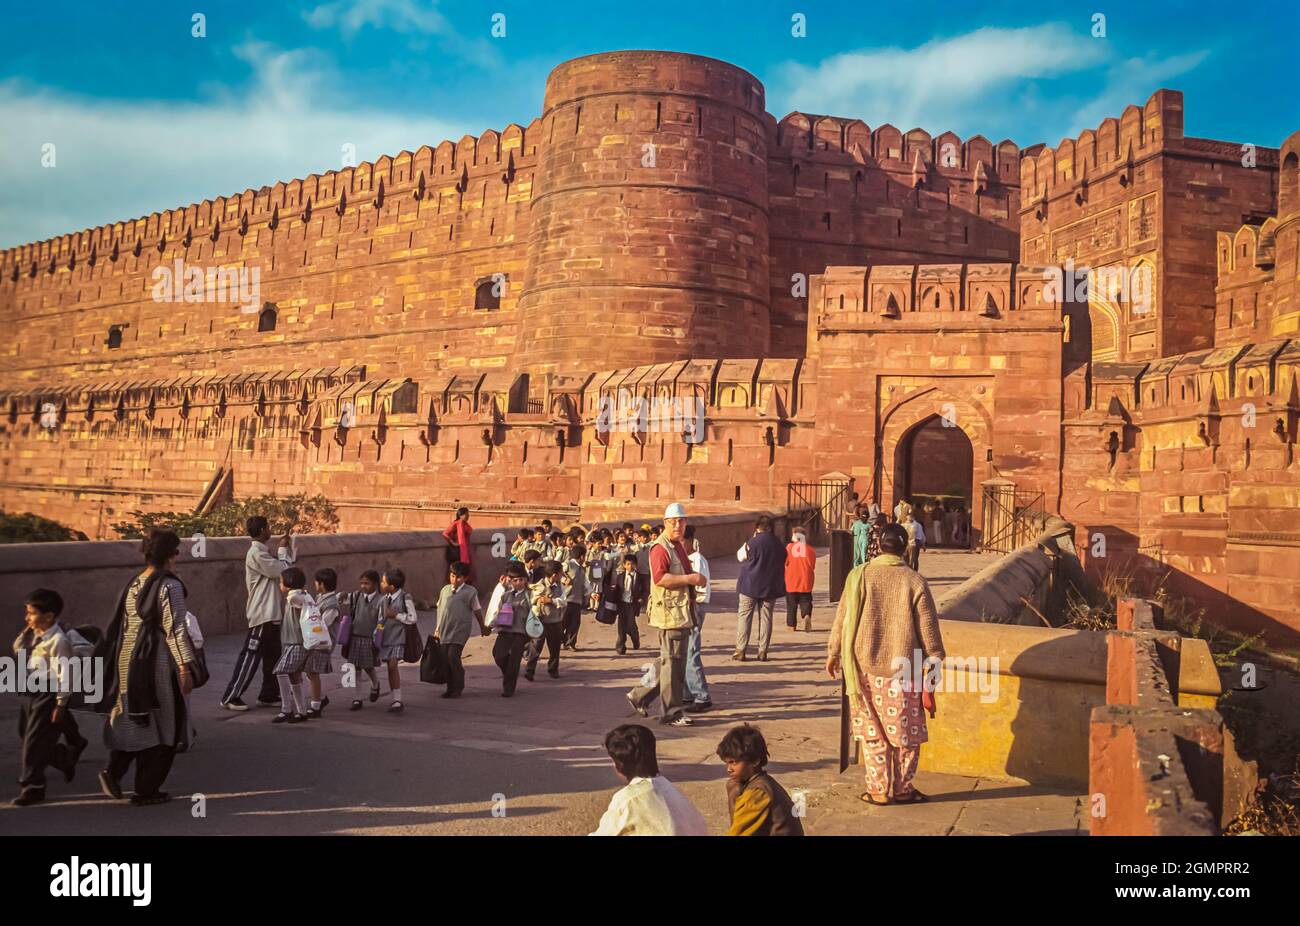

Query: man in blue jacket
[734,515,787,662]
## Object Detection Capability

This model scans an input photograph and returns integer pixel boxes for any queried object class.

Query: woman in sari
[442,506,475,585]
[826,524,944,806]
[97,528,196,806]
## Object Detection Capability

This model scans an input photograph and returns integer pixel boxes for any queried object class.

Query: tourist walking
[98,528,197,806]
[733,515,786,661]
[901,512,927,571]
[443,506,475,586]
[826,524,944,806]
[626,503,705,726]
[683,525,712,713]
[852,507,873,567]
[219,517,294,711]
[785,526,815,632]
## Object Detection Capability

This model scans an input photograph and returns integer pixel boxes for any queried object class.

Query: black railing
[979,485,1046,554]
[787,480,852,542]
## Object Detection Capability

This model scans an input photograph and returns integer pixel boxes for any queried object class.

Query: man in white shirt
[590,724,708,836]
[220,516,294,711]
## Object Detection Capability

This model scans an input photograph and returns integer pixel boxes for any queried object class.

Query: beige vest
[647,535,694,631]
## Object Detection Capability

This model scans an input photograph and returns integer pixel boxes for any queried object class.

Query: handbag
[186,648,210,690]
[420,635,448,684]
[596,600,618,625]
[525,613,544,638]
[336,613,352,650]
[494,599,515,630]
[402,622,424,663]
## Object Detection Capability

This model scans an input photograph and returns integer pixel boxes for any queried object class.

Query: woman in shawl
[97,528,196,806]
[442,506,475,585]
[826,524,944,806]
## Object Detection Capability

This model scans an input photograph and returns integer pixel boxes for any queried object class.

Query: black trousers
[526,623,563,676]
[561,602,583,646]
[221,621,282,705]
[492,633,528,695]
[616,602,641,650]
[18,693,70,792]
[444,643,465,695]
[107,744,176,799]
[786,592,813,627]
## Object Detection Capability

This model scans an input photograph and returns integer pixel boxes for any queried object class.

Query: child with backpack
[376,569,418,713]
[271,567,314,724]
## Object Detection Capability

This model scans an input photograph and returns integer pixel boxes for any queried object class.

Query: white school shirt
[689,550,711,605]
[905,520,927,546]
[387,591,419,625]
[589,776,709,836]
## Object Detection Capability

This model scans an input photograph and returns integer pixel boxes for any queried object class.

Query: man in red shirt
[785,525,816,632]
[626,503,706,727]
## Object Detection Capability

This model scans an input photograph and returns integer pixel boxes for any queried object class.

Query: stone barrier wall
[0,510,791,640]
[1087,597,1254,835]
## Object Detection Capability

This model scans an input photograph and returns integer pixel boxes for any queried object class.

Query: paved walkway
[0,548,1082,835]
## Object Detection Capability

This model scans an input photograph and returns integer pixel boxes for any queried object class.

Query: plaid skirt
[344,636,377,670]
[378,642,404,663]
[303,647,333,675]
[273,644,308,675]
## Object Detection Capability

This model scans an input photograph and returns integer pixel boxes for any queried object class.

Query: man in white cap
[626,503,707,727]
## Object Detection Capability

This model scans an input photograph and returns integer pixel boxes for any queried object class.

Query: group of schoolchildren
[508,518,666,655]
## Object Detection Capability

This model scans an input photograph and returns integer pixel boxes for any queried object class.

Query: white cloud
[0,42,468,250]
[304,0,450,36]
[769,24,1207,144]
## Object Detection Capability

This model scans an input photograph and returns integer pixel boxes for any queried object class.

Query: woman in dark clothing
[98,528,196,806]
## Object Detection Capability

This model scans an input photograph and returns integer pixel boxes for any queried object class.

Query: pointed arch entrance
[877,386,992,548]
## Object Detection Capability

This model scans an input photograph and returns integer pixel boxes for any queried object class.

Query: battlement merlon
[772,112,1021,184]
[0,116,545,277]
[1019,89,1282,205]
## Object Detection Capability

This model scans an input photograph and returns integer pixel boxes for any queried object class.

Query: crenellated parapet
[0,118,545,291]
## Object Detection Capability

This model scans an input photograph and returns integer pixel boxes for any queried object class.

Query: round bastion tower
[516,50,772,373]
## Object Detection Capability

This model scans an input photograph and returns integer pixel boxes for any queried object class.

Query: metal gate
[787,480,852,541]
[979,482,1045,554]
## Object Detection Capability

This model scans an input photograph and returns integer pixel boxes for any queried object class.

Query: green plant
[111,493,339,539]
[0,511,88,544]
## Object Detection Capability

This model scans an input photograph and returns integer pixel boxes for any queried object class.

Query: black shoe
[287,713,308,724]
[548,668,559,678]
[631,640,641,650]
[130,791,171,806]
[68,736,89,768]
[272,712,293,724]
[685,700,713,713]
[369,688,381,703]
[501,691,514,698]
[12,790,44,807]
[441,690,458,698]
[305,707,323,719]
[321,696,331,708]
[98,769,123,800]
[350,699,363,711]
[59,757,77,784]
[524,671,535,682]
[256,697,279,708]
[615,646,626,655]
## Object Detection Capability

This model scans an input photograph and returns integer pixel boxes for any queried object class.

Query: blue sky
[2,0,1297,248]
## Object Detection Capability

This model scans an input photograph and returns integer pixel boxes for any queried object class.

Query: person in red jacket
[784,526,816,632]
[442,507,475,586]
